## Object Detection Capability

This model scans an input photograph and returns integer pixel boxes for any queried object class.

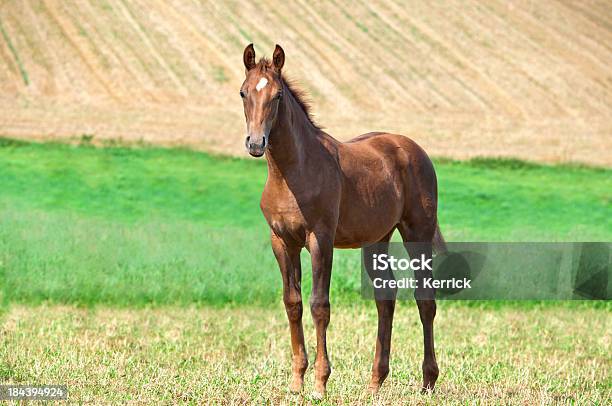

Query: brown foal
[240,44,444,396]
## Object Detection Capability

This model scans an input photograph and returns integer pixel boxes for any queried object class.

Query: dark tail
[433,223,447,254]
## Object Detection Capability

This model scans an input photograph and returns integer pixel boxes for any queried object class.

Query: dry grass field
[1,304,610,404]
[0,0,611,165]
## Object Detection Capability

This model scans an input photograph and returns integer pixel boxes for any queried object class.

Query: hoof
[312,381,326,399]
[311,390,325,400]
[288,377,303,394]
[368,384,380,395]
[420,385,434,395]
[368,369,388,395]
[422,362,439,392]
[421,380,438,393]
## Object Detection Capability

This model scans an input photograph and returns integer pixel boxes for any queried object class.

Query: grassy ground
[0,138,610,306]
[0,139,610,403]
[1,304,609,404]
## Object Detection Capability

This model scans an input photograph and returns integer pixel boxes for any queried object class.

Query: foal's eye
[275,92,282,100]
[240,90,245,98]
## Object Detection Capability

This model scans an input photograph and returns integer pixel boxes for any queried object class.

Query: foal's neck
[265,81,319,176]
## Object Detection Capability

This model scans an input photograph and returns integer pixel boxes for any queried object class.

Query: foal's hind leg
[364,231,396,393]
[397,222,439,392]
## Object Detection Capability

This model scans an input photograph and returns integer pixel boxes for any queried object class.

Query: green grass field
[0,138,610,306]
[0,138,610,403]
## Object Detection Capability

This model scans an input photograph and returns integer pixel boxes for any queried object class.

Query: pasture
[1,305,609,404]
[0,138,610,306]
[0,138,610,403]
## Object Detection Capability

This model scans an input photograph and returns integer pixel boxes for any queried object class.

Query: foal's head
[240,44,285,157]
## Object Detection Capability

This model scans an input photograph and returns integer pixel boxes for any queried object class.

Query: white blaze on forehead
[255,77,268,91]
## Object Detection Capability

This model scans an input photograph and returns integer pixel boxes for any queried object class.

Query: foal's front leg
[271,234,308,393]
[307,231,334,398]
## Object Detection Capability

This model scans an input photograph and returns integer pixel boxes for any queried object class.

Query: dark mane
[255,58,321,130]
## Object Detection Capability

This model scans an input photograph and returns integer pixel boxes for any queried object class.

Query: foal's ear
[272,44,285,72]
[243,43,256,71]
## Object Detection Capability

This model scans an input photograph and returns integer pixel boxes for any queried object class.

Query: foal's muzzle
[245,135,267,157]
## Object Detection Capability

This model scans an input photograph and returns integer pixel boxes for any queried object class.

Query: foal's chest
[260,186,308,242]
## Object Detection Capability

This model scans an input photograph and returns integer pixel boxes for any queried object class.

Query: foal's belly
[333,215,400,248]
[333,187,404,248]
